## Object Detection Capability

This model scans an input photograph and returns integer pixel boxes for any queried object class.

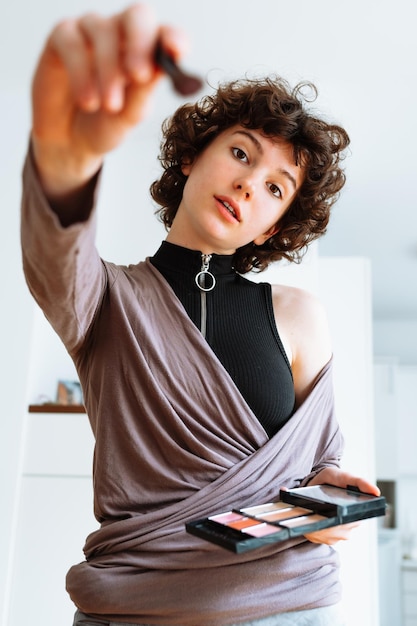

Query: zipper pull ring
[195,254,216,292]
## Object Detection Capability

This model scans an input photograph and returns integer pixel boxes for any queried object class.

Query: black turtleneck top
[150,241,295,438]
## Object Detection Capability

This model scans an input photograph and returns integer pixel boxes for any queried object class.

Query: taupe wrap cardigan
[21,150,344,625]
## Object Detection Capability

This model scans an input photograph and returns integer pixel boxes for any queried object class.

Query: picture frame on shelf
[56,380,83,406]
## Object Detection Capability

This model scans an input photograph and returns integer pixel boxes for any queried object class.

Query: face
[166,125,304,255]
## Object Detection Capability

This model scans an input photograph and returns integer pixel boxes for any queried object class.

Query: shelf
[28,403,86,414]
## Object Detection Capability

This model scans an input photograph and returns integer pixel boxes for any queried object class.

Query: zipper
[195,253,216,338]
[200,290,208,339]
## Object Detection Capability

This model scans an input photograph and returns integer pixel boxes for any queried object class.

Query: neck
[151,241,235,276]
[165,230,237,257]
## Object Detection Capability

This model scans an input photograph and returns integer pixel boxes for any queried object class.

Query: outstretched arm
[31,3,188,212]
[22,3,190,351]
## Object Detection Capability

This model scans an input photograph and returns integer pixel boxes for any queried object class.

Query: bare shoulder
[270,284,330,340]
[271,284,332,407]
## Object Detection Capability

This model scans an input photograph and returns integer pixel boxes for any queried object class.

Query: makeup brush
[154,43,203,96]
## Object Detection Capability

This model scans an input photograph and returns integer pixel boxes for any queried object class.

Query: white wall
[0,92,36,622]
[374,319,417,366]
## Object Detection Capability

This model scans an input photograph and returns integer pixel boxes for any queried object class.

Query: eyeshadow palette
[186,484,386,553]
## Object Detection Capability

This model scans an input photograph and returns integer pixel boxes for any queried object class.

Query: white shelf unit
[403,561,417,626]
[7,411,97,626]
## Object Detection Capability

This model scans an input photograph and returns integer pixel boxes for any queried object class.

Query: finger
[48,19,100,112]
[78,12,126,112]
[314,468,380,497]
[119,3,160,82]
[305,522,360,545]
[353,478,380,496]
[338,472,381,496]
[158,24,191,62]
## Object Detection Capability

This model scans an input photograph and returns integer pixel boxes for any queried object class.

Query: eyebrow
[232,130,298,192]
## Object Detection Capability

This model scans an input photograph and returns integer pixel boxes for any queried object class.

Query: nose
[234,177,255,199]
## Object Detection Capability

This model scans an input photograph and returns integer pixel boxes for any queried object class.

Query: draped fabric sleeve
[20,145,106,356]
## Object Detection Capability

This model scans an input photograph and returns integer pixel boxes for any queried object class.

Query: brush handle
[154,44,203,96]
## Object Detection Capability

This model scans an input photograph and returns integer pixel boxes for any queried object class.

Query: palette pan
[186,484,386,553]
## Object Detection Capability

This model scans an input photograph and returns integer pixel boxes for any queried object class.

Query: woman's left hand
[302,467,380,546]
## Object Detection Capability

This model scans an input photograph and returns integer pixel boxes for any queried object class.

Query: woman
[21,3,379,625]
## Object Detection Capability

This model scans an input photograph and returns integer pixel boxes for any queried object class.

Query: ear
[181,160,193,176]
[253,224,279,246]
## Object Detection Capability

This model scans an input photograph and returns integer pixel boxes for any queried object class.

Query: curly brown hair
[150,76,350,273]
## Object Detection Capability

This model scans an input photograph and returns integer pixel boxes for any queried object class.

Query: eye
[267,182,283,199]
[232,147,248,162]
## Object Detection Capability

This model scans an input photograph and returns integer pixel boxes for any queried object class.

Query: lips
[216,196,241,222]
